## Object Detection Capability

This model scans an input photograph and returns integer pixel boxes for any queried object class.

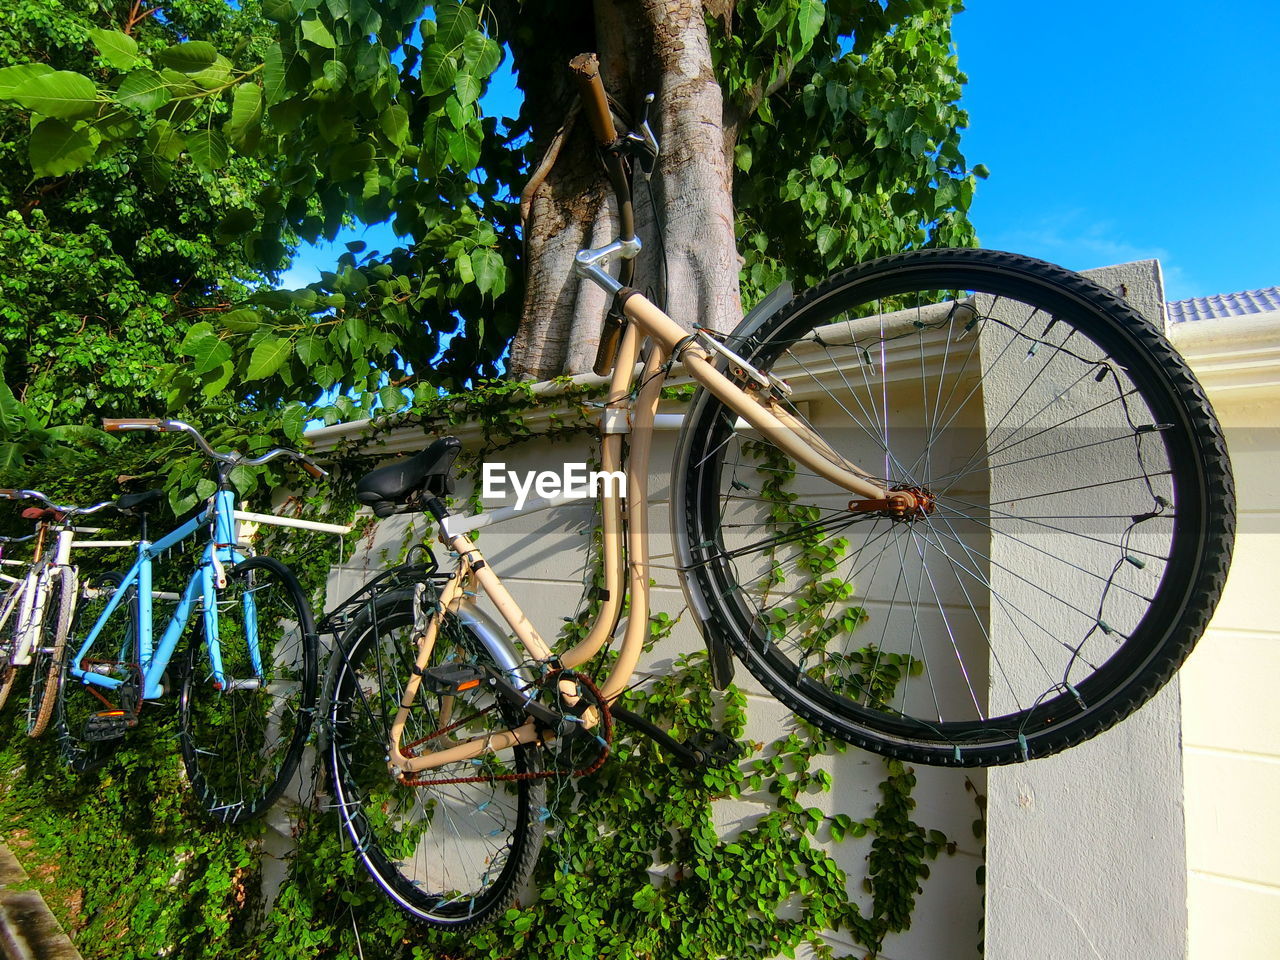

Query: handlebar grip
[300,460,327,480]
[569,53,618,146]
[0,489,18,499]
[102,418,168,432]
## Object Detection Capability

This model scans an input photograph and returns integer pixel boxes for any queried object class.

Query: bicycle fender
[669,281,794,691]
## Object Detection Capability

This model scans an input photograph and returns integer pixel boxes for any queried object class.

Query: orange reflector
[457,679,481,691]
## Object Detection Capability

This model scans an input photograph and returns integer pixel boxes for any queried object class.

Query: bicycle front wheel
[26,567,75,738]
[180,556,317,823]
[676,248,1234,766]
[325,589,545,930]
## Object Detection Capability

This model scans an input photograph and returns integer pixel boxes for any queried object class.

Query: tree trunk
[506,0,743,381]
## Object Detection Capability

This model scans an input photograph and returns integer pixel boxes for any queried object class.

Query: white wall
[1169,311,1280,960]
[321,423,985,960]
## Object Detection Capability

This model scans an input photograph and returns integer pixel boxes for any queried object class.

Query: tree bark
[506,0,743,381]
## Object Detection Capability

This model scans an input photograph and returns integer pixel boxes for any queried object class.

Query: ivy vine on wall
[0,384,969,959]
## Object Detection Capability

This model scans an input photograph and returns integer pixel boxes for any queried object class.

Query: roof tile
[1166,286,1280,323]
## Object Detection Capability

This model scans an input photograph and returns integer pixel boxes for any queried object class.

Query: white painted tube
[232,511,351,536]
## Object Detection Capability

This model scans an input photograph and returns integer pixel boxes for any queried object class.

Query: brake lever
[624,93,660,179]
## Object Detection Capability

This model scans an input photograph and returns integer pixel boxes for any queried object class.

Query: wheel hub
[848,484,937,522]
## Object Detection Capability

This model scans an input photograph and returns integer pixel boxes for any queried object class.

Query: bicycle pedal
[82,710,137,742]
[415,661,492,697]
[686,729,743,770]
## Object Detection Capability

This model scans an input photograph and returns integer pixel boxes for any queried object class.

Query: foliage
[0,380,966,959]
[0,0,980,483]
[0,0,294,446]
[713,0,982,303]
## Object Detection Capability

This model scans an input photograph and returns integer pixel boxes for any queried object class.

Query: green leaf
[377,384,404,412]
[446,125,481,169]
[157,41,219,74]
[190,55,233,91]
[186,130,228,172]
[89,29,140,71]
[93,110,140,140]
[295,334,327,366]
[137,152,173,189]
[471,247,505,296]
[263,44,291,105]
[117,70,172,112]
[379,104,409,145]
[796,0,825,47]
[262,0,296,22]
[0,64,54,100]
[420,49,458,96]
[217,208,257,235]
[321,60,348,88]
[454,71,481,107]
[219,308,260,332]
[436,3,478,49]
[28,118,96,177]
[179,321,217,352]
[815,223,839,256]
[145,120,184,160]
[462,32,501,78]
[224,83,264,149]
[281,404,307,442]
[301,18,337,49]
[734,143,752,173]
[12,71,100,121]
[245,335,292,380]
[192,335,233,375]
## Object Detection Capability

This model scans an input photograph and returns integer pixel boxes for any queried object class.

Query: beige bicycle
[321,56,1234,929]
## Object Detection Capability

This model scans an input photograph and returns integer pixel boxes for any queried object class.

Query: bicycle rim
[27,567,75,738]
[180,556,317,823]
[677,248,1234,765]
[326,590,545,929]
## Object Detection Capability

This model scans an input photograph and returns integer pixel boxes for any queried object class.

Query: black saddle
[114,489,165,517]
[356,437,461,517]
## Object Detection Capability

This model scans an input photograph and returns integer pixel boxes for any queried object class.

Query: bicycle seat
[114,489,164,516]
[21,506,64,522]
[356,437,461,516]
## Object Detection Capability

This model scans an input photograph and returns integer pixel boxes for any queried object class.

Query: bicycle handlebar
[0,488,115,516]
[101,418,327,479]
[569,53,618,147]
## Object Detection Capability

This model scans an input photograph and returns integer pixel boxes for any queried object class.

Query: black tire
[325,588,545,930]
[180,556,317,823]
[26,566,76,738]
[56,572,133,773]
[677,248,1234,766]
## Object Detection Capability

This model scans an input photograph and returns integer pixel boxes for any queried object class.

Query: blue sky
[953,1,1279,300]
[285,2,1279,302]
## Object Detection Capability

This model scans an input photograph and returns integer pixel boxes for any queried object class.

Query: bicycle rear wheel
[56,572,133,773]
[676,248,1234,765]
[180,556,317,823]
[325,588,545,930]
[26,567,75,738]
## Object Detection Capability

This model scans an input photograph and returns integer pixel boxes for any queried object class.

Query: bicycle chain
[398,671,614,787]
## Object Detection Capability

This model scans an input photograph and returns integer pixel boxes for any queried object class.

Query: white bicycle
[0,489,133,737]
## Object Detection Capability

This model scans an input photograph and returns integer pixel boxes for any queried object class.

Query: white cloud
[978,209,1202,300]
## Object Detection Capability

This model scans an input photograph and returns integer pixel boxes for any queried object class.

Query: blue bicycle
[57,418,331,824]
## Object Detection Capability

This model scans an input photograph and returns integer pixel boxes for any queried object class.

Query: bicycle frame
[387,283,894,775]
[68,488,247,699]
